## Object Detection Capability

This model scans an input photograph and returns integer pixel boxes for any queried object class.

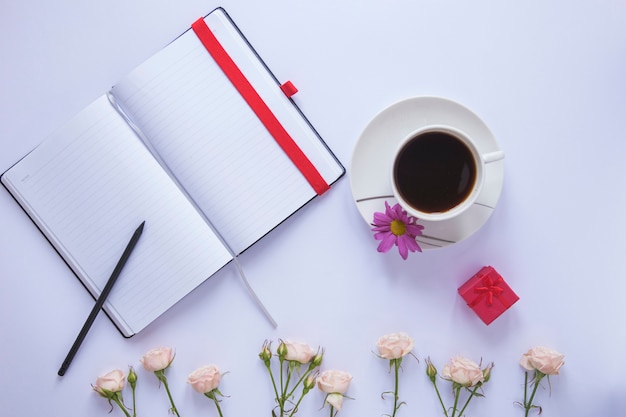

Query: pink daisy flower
[371,201,424,260]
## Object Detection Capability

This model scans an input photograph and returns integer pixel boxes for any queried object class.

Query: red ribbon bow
[469,275,505,307]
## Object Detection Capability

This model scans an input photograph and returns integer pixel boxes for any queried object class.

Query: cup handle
[482,150,505,164]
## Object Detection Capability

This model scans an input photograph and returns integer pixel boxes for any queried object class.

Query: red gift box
[458,266,519,325]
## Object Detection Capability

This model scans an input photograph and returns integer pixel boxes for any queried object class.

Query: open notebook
[1,8,344,337]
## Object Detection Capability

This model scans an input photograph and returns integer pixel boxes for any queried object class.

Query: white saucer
[350,96,504,250]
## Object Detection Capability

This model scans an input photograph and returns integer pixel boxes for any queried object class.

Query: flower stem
[287,391,306,417]
[524,371,544,417]
[523,371,529,416]
[208,392,224,417]
[286,369,310,400]
[265,363,281,407]
[391,359,400,417]
[457,385,479,417]
[283,362,294,400]
[450,386,461,417]
[131,385,137,417]
[112,394,132,417]
[156,371,181,417]
[523,372,529,405]
[279,358,286,415]
[431,379,449,417]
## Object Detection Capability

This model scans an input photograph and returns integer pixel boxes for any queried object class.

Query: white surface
[350,96,505,249]
[1,1,626,416]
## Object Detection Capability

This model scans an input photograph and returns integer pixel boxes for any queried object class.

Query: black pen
[58,221,145,376]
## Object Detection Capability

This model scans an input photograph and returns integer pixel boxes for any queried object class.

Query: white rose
[187,365,221,394]
[93,369,125,397]
[317,370,352,412]
[317,369,352,394]
[519,346,564,375]
[141,346,174,372]
[283,340,316,364]
[377,332,414,359]
[442,357,484,387]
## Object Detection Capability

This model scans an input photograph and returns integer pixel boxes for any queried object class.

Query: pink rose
[141,346,174,372]
[317,370,352,411]
[377,332,414,359]
[442,357,484,387]
[317,369,352,394]
[519,346,564,375]
[187,365,221,394]
[283,340,316,364]
[93,369,125,397]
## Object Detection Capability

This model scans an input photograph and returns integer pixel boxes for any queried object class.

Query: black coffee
[393,131,477,213]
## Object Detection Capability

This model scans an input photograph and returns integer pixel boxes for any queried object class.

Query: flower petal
[373,211,393,225]
[390,203,404,218]
[406,223,424,236]
[377,232,397,253]
[373,231,392,241]
[396,236,409,260]
[326,393,344,411]
[402,235,421,253]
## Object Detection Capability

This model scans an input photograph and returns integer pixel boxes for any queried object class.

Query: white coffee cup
[391,125,504,222]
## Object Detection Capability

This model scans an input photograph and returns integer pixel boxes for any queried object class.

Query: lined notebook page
[111,8,344,255]
[1,95,232,336]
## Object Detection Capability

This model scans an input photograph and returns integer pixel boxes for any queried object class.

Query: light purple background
[1,1,625,415]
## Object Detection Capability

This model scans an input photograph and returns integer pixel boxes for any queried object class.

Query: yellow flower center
[390,219,406,236]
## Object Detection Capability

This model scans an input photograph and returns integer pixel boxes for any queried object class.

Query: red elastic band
[191,17,329,195]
